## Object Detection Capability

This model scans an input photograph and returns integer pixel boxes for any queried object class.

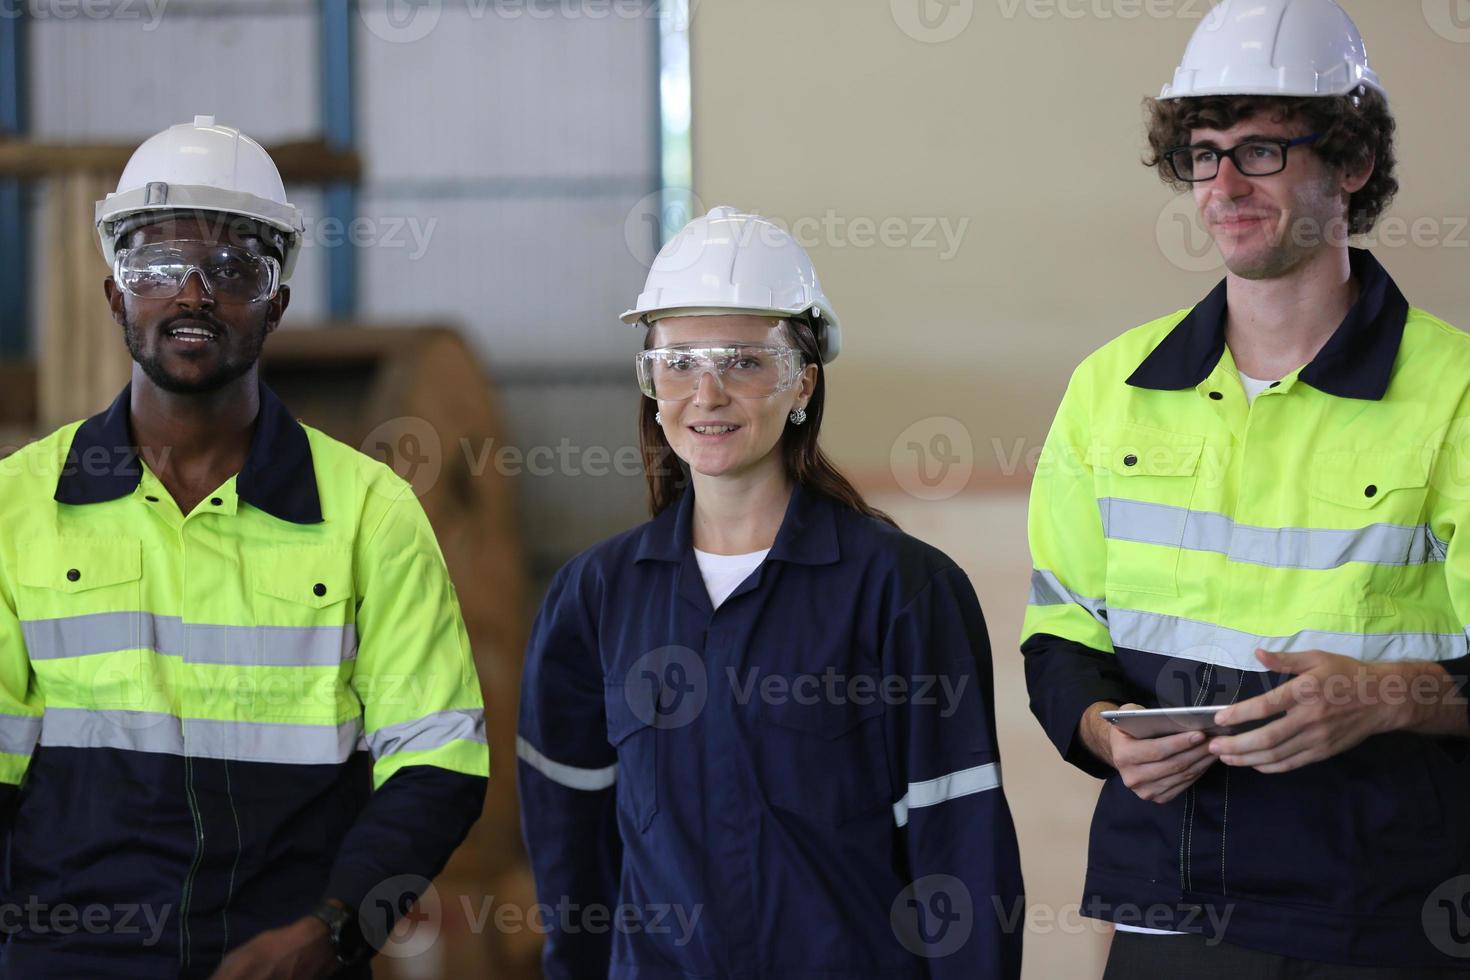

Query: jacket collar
[634,480,842,567]
[54,380,323,524]
[1126,248,1409,401]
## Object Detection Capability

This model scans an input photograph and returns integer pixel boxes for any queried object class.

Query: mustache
[1206,207,1278,224]
[159,311,229,335]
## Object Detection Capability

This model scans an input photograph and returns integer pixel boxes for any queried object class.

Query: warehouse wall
[691,0,1470,491]
[691,5,1470,976]
[25,0,667,575]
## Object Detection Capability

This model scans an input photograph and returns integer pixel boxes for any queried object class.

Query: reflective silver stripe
[1107,606,1469,671]
[516,735,617,791]
[0,713,42,757]
[893,762,1001,828]
[1098,498,1441,570]
[184,716,363,764]
[38,707,363,764]
[21,611,356,666]
[366,708,486,760]
[1028,569,1107,624]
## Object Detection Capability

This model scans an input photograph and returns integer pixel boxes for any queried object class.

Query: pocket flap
[1089,423,1204,478]
[18,538,141,593]
[603,684,656,746]
[1310,451,1430,510]
[253,546,353,608]
[761,693,885,740]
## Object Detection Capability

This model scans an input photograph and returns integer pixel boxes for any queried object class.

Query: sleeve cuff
[1021,633,1130,780]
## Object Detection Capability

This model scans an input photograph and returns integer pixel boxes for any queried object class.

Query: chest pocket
[1306,451,1432,621]
[756,696,890,826]
[1090,424,1205,599]
[250,546,356,666]
[604,683,658,833]
[16,538,145,709]
[15,537,143,624]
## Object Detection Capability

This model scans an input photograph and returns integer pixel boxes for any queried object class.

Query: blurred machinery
[262,326,541,978]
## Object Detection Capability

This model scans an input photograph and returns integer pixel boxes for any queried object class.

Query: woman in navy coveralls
[517,207,1024,979]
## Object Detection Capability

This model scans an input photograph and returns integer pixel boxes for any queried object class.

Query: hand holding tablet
[1102,705,1286,739]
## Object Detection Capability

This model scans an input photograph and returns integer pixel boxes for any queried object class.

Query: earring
[789,407,807,425]
[655,411,663,425]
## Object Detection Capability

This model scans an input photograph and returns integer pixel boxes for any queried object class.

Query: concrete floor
[872,490,1113,980]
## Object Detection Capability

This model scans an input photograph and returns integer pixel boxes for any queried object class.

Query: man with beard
[1022,1,1470,976]
[0,117,488,978]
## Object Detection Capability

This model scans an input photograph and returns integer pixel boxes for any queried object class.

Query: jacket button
[210,497,223,506]
[1269,381,1281,389]
[1209,391,1223,400]
[145,495,159,503]
[66,568,80,582]
[313,583,327,597]
[1364,485,1378,498]
[1123,454,1138,467]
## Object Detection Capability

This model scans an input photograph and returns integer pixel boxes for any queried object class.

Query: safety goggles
[635,344,806,400]
[113,240,281,303]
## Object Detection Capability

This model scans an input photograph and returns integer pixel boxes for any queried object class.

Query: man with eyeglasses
[1022,1,1470,976]
[0,117,488,978]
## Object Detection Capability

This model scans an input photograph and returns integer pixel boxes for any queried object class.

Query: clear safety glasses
[635,344,806,401]
[113,240,281,303]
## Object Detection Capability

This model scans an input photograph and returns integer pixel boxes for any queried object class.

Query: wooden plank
[0,139,361,183]
[0,361,35,427]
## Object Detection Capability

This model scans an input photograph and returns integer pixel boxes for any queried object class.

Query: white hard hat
[622,205,843,364]
[1160,0,1385,100]
[95,115,306,281]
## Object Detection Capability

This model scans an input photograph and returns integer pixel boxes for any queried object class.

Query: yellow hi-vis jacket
[1021,249,1470,968]
[0,381,488,976]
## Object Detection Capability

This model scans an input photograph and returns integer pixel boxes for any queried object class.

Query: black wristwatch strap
[310,900,369,967]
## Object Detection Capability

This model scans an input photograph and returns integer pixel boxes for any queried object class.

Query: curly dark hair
[1143,88,1398,236]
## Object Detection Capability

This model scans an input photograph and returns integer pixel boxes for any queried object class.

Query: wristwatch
[310,900,369,967]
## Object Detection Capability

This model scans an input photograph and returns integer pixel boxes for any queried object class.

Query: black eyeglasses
[1165,134,1322,183]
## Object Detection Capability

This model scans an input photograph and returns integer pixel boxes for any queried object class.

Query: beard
[122,311,267,395]
[1215,174,1348,282]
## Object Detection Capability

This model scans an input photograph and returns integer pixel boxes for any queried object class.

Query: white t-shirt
[1239,370,1279,404]
[693,548,770,609]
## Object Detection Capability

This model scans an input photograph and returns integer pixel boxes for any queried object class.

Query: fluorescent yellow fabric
[1023,305,1470,671]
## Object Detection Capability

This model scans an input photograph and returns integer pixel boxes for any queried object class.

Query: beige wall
[693,5,1470,976]
[692,0,1470,491]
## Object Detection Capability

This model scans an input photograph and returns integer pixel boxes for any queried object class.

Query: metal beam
[656,0,694,243]
[319,0,358,319]
[0,1,30,358]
